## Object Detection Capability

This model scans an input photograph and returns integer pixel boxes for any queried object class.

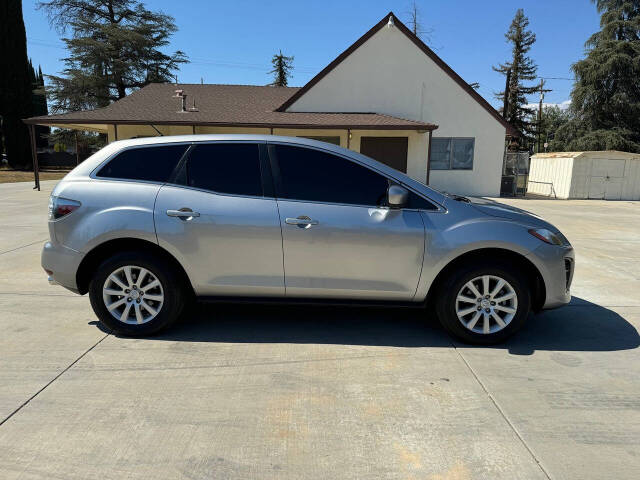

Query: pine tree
[269,50,294,87]
[0,0,34,169]
[555,0,640,152]
[37,0,187,112]
[493,9,539,142]
[29,62,50,148]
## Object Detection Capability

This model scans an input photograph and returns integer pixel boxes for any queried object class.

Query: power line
[538,76,574,81]
[27,37,320,75]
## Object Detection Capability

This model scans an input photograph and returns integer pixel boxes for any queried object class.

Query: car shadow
[130,296,639,354]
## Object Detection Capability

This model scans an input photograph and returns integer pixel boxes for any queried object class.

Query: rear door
[269,143,426,301]
[154,142,284,296]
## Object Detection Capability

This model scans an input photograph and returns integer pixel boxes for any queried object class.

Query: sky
[23,0,602,109]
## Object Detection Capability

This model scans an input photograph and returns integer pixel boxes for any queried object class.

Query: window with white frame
[430,137,475,170]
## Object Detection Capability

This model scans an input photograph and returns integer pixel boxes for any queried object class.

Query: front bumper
[41,241,83,294]
[526,243,574,309]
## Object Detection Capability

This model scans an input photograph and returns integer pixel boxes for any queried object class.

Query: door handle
[285,216,319,228]
[167,208,200,219]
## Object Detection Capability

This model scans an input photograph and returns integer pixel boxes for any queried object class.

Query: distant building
[529,151,640,200]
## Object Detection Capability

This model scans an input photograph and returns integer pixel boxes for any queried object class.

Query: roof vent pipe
[173,90,187,112]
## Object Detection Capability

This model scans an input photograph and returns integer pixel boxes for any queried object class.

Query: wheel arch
[76,237,195,297]
[425,248,546,312]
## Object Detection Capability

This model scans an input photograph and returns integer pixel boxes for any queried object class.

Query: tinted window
[273,145,389,206]
[186,143,262,197]
[97,144,187,182]
[406,191,437,210]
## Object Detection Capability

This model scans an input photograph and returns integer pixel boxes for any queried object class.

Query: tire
[88,251,186,336]
[435,260,531,345]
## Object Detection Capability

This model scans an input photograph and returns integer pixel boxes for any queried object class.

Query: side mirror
[387,184,408,208]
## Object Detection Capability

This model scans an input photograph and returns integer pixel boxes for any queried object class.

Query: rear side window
[273,145,389,206]
[96,144,187,182]
[186,143,262,197]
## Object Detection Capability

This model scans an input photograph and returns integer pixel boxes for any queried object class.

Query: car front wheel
[88,251,185,336]
[435,261,531,345]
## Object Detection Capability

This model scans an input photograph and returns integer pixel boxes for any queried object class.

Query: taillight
[49,196,81,220]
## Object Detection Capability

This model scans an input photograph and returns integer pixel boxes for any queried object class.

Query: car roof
[65,134,447,205]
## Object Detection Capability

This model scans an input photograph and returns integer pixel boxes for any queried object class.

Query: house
[25,12,516,196]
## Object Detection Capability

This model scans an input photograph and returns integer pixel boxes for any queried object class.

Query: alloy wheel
[102,265,164,324]
[455,275,518,334]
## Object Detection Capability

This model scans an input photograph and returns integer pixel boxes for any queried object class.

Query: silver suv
[42,135,574,344]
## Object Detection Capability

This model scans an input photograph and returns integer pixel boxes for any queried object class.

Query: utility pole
[502,68,511,119]
[536,79,552,154]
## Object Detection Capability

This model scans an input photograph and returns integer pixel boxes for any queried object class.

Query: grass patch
[0,168,69,184]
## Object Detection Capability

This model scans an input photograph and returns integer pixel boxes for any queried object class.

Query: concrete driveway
[0,180,638,480]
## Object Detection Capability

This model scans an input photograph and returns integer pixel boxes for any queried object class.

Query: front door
[154,142,284,296]
[360,136,409,173]
[269,143,425,300]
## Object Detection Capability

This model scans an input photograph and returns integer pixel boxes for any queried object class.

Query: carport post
[29,124,40,191]
[74,131,80,165]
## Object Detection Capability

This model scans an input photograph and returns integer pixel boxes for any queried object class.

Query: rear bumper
[526,244,574,309]
[41,241,83,294]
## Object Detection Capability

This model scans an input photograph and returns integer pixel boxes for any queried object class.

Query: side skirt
[196,295,426,309]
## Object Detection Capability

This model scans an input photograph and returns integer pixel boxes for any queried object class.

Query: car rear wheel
[435,261,531,345]
[89,251,185,336]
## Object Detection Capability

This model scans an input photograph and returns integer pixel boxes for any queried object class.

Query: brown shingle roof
[25,83,437,131]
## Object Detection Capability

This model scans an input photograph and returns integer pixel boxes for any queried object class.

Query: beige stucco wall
[285,23,506,196]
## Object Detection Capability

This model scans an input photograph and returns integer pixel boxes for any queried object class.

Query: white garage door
[588,159,625,200]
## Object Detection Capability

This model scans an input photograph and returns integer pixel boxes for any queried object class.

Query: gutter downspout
[426,130,432,185]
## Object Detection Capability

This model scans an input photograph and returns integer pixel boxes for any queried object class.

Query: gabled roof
[25,83,437,131]
[277,11,518,137]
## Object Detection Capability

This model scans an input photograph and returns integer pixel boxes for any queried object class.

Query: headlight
[528,228,569,246]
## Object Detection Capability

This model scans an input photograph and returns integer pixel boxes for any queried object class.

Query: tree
[555,0,640,152]
[493,9,539,142]
[539,105,573,151]
[29,61,50,148]
[0,0,34,169]
[406,1,434,43]
[37,0,188,112]
[269,50,294,87]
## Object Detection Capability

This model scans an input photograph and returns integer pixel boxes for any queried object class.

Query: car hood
[467,197,557,230]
